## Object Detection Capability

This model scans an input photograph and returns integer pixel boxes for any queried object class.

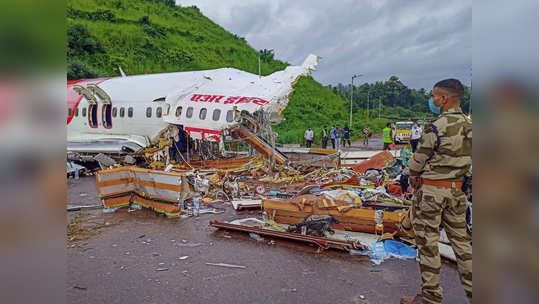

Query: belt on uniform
[423,179,463,189]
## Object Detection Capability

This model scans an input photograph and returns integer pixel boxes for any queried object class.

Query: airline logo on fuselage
[190,94,269,106]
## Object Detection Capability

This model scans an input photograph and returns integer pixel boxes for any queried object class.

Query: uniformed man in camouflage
[401,79,472,304]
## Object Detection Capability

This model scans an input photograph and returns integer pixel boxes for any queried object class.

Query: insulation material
[321,175,367,189]
[181,156,260,170]
[96,166,184,217]
[321,190,362,206]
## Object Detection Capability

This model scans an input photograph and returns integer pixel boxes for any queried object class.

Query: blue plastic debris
[383,239,417,259]
[268,190,280,196]
[358,240,417,265]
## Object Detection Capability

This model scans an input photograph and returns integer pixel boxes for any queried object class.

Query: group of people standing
[306,120,424,152]
[304,125,356,150]
[304,124,375,150]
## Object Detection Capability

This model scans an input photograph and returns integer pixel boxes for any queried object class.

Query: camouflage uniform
[407,107,472,304]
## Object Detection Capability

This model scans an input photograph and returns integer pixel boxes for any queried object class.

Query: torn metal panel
[350,151,395,173]
[228,125,288,164]
[96,166,184,217]
[209,220,367,252]
[231,200,262,210]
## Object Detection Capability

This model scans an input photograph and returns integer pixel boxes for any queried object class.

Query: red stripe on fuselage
[184,126,221,140]
[67,77,111,125]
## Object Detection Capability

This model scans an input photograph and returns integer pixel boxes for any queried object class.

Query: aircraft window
[146,107,152,118]
[88,104,98,128]
[128,107,133,118]
[75,108,79,117]
[68,108,72,117]
[175,106,182,117]
[164,104,170,115]
[226,110,233,122]
[82,108,87,117]
[186,107,193,118]
[112,107,117,117]
[102,104,112,128]
[212,109,221,121]
[199,108,207,120]
[213,109,221,121]
[156,107,162,118]
[120,107,125,117]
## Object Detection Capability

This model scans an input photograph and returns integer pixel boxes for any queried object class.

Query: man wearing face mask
[401,79,472,304]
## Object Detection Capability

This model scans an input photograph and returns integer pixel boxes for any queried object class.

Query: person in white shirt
[304,127,314,148]
[335,125,342,150]
[409,121,423,152]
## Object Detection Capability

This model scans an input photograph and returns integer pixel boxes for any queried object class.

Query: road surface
[67,176,466,304]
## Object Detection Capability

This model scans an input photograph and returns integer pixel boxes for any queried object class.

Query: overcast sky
[177,0,471,89]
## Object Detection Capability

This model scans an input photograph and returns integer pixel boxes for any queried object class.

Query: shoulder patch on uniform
[430,123,441,150]
[423,123,434,134]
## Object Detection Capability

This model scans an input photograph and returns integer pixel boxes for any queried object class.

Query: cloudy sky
[177,0,471,89]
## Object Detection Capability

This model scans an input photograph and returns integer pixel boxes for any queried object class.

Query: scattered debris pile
[89,132,471,264]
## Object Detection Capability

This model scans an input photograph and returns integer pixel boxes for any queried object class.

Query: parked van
[394,121,413,144]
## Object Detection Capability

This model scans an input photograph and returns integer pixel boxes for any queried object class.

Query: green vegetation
[273,76,390,145]
[67,0,287,78]
[330,75,471,116]
[67,0,469,145]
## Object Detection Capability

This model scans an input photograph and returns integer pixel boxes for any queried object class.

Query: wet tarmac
[67,176,466,304]
[315,134,405,152]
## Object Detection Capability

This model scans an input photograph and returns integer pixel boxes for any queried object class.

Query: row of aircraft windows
[70,106,167,119]
[174,106,234,122]
[70,105,235,123]
[71,107,134,118]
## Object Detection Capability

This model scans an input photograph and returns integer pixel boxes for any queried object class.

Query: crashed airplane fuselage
[67,55,319,158]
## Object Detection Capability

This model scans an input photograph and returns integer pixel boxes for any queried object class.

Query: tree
[385,75,405,107]
[259,49,274,62]
[67,23,104,58]
[460,86,471,114]
[67,61,100,80]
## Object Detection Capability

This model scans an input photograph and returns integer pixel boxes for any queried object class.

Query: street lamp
[258,50,262,79]
[469,68,472,115]
[350,74,363,127]
[378,97,381,119]
[367,89,370,120]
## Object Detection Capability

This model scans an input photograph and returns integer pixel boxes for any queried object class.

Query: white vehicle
[394,121,413,144]
[67,54,319,160]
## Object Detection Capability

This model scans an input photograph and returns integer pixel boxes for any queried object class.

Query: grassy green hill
[67,0,389,144]
[67,0,289,76]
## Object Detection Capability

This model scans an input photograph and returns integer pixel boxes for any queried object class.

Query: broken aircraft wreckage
[91,149,472,263]
[69,54,471,263]
[67,54,319,164]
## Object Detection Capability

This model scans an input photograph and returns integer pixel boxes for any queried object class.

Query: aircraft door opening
[102,103,112,128]
[88,104,98,128]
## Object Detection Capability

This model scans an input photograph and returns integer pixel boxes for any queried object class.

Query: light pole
[367,89,370,120]
[469,68,472,115]
[378,97,381,119]
[258,51,262,79]
[350,74,362,127]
